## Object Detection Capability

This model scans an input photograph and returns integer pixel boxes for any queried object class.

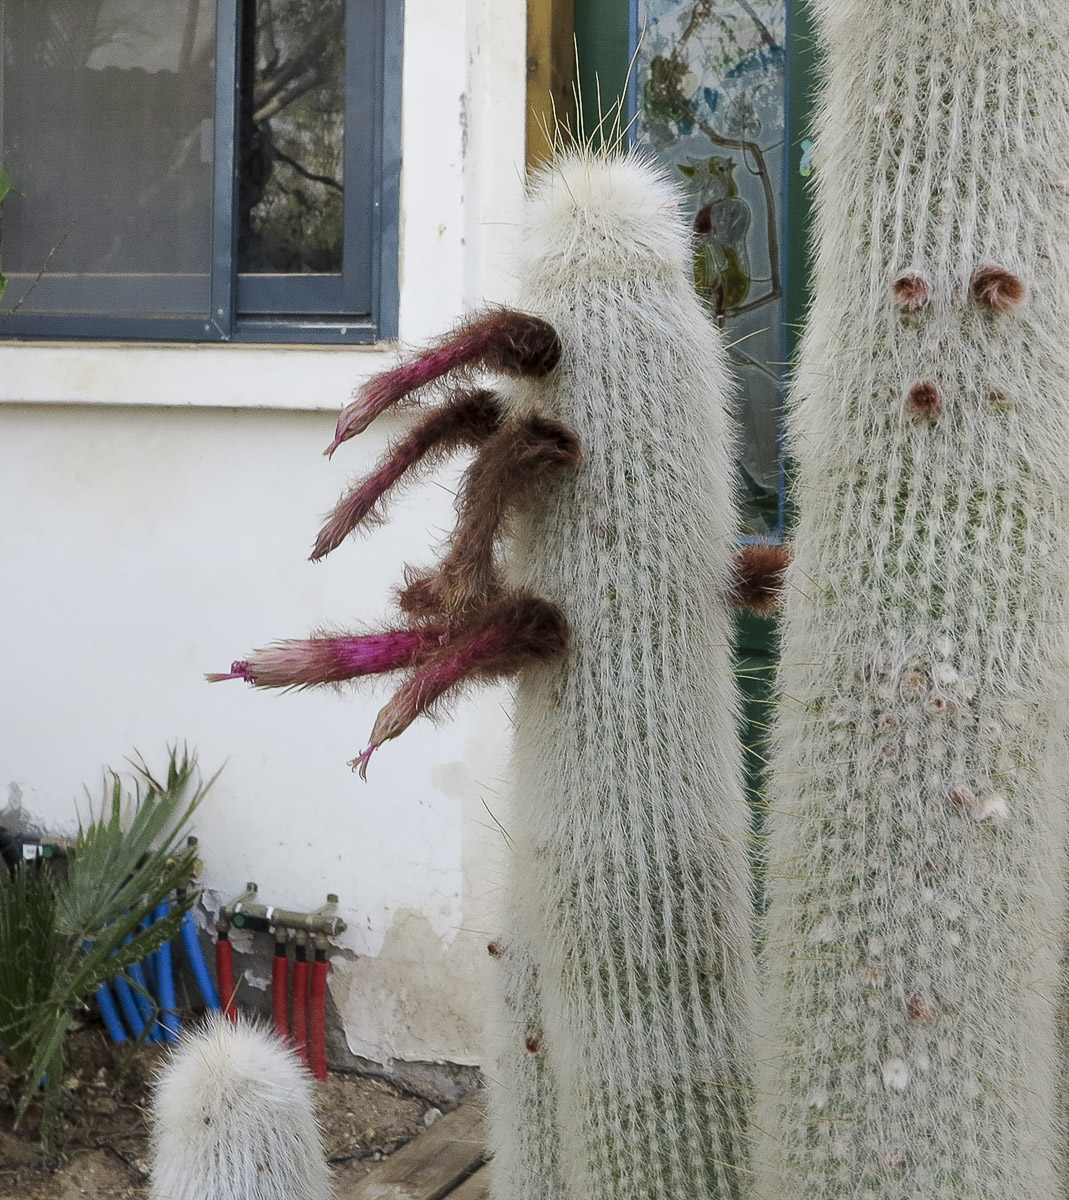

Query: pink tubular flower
[324,309,561,456]
[205,626,447,690]
[312,390,503,561]
[352,593,568,777]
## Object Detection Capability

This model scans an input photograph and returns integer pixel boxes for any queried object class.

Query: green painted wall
[785,0,817,366]
[573,0,630,137]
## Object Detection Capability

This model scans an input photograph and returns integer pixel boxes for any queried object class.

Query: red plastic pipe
[309,950,329,1080]
[216,933,237,1022]
[291,943,310,1067]
[272,940,290,1042]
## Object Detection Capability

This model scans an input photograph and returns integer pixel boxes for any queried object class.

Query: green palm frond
[0,863,59,1074]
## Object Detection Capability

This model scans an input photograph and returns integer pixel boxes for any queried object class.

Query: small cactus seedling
[150,1017,331,1200]
[210,147,781,1199]
[756,1,1069,1197]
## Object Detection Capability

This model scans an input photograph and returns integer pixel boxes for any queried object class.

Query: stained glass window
[635,0,789,536]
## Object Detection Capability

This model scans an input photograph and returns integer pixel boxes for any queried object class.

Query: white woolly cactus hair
[149,1016,331,1200]
[758,0,1069,1197]
[488,147,754,1199]
[519,151,691,290]
[486,928,565,1200]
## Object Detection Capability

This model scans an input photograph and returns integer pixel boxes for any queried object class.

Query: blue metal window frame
[0,0,401,345]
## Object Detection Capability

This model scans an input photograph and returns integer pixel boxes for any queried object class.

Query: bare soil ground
[0,1021,436,1199]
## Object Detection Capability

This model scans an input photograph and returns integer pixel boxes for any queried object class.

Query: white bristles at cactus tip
[149,1016,331,1200]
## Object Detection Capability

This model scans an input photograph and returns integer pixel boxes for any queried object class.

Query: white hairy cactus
[149,1017,331,1200]
[490,150,756,1200]
[757,2,1069,1196]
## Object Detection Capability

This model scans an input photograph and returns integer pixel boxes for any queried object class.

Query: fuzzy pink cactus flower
[350,594,568,777]
[206,627,446,690]
[324,308,561,457]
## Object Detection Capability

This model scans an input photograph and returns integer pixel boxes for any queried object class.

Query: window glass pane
[636,0,787,537]
[238,0,344,275]
[0,0,217,315]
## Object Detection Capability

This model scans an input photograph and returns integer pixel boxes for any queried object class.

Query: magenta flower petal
[350,744,379,780]
[205,660,255,683]
[325,310,559,455]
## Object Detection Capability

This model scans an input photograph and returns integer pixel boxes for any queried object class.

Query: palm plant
[0,745,217,1154]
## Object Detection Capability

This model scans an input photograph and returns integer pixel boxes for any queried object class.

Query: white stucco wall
[0,0,529,1069]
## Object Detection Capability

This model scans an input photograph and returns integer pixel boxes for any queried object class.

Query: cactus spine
[493,151,755,1200]
[150,1017,331,1200]
[757,2,1069,1196]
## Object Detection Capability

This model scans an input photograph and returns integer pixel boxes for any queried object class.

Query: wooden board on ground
[338,1100,488,1200]
[446,1164,491,1200]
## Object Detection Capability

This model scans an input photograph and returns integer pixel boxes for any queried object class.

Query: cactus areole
[757,2,1069,1197]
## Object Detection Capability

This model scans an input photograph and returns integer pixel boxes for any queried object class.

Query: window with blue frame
[0,0,401,344]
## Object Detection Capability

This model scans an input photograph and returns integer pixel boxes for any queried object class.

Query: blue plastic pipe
[180,907,221,1011]
[127,958,160,1042]
[86,938,129,1044]
[142,941,159,997]
[94,898,216,1044]
[115,921,158,1043]
[154,902,180,1043]
[94,982,128,1043]
[112,972,148,1039]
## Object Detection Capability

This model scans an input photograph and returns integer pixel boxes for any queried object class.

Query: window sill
[0,339,401,411]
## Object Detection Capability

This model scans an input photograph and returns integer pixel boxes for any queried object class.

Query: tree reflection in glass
[638,0,787,536]
[238,0,344,275]
[0,0,217,312]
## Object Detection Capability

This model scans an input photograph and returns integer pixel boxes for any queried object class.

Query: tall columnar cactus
[756,2,1069,1197]
[211,149,785,1199]
[497,152,757,1200]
